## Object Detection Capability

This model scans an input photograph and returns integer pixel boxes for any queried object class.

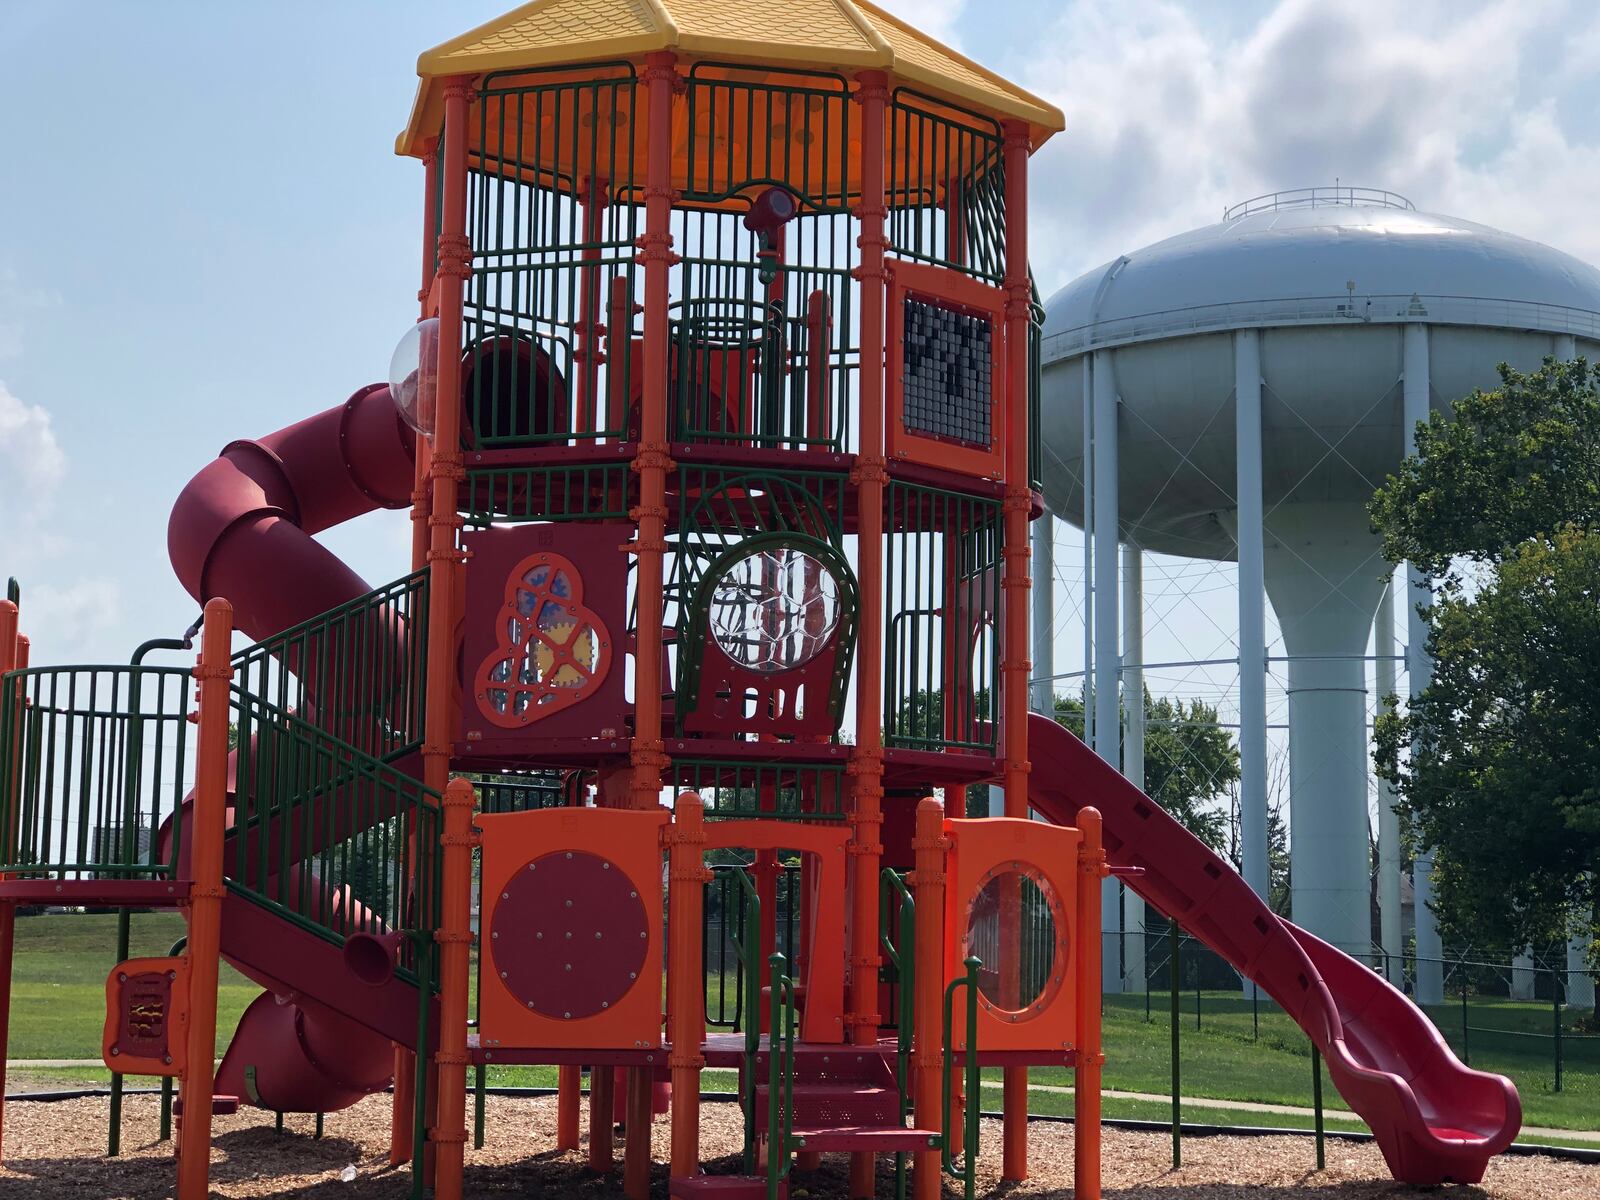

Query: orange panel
[944,816,1080,1054]
[885,260,1007,481]
[103,956,189,1077]
[478,807,669,1050]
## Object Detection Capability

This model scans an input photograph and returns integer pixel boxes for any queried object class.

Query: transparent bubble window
[963,865,1068,1018]
[707,547,841,674]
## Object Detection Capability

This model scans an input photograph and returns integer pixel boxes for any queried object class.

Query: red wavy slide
[1025,712,1521,1186]
[167,382,426,1112]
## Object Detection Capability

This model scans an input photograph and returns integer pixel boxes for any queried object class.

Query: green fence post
[1169,916,1181,1169]
[1311,1046,1325,1170]
[1554,975,1564,1094]
[1461,959,1471,1066]
[475,1062,487,1147]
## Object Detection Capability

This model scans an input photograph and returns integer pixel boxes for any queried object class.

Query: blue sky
[1,0,1597,670]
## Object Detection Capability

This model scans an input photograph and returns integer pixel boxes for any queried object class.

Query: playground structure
[0,3,1523,1199]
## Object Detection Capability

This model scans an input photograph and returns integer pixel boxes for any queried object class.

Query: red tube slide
[168,383,418,1112]
[1025,712,1520,1186]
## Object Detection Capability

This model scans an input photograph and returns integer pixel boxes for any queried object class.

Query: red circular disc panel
[490,850,649,1021]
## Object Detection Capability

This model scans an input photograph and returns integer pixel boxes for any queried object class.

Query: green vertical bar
[1170,916,1181,1168]
[475,1063,487,1148]
[1311,1046,1326,1169]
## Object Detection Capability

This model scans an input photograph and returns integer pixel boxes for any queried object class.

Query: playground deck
[1,1094,1593,1200]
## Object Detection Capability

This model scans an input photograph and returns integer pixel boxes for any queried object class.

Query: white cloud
[15,578,123,664]
[0,379,65,498]
[1019,0,1600,293]
[874,0,966,47]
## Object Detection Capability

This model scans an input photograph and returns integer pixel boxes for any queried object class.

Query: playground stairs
[670,1175,787,1200]
[755,1043,939,1155]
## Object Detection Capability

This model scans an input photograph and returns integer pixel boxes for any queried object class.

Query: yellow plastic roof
[397,0,1063,159]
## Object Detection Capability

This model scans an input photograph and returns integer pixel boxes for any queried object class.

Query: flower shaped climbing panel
[474,552,613,729]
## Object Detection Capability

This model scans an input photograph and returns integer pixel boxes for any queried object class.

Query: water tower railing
[1223,186,1415,221]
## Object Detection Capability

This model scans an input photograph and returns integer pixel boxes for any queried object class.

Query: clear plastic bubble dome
[389,318,440,436]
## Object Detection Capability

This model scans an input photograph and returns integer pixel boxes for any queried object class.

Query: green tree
[1052,690,1240,854]
[1371,356,1600,953]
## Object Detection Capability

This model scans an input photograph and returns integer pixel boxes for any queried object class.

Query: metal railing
[226,689,443,986]
[765,951,799,1200]
[1223,186,1415,221]
[880,868,917,1200]
[0,665,194,880]
[941,955,982,1200]
[704,861,802,1030]
[230,571,429,765]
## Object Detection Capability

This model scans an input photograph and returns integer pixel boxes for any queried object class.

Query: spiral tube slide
[167,384,419,1112]
[1025,713,1521,1186]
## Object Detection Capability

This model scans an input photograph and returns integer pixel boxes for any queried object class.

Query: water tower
[1036,188,1600,994]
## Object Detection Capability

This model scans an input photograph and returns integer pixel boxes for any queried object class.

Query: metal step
[670,1174,787,1200]
[791,1125,942,1154]
[755,1082,900,1128]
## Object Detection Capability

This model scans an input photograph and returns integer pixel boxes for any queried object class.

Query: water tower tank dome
[1041,186,1600,360]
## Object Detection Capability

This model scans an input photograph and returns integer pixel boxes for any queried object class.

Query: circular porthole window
[708,546,842,674]
[962,865,1069,1022]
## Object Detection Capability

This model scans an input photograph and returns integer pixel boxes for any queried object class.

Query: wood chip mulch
[0,1093,1594,1198]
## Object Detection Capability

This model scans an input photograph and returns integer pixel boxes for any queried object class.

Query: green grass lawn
[7,916,1597,1137]
[6,911,255,1060]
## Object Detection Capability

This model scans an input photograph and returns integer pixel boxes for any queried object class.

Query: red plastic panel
[461,524,631,751]
[491,850,650,1021]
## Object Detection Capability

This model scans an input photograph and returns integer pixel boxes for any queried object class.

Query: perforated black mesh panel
[901,295,994,449]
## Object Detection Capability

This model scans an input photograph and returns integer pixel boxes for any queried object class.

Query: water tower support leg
[1404,322,1444,1004]
[1121,544,1146,994]
[1375,576,1405,986]
[1235,330,1269,916]
[1091,350,1122,994]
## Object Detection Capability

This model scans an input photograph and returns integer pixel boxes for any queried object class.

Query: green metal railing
[682,63,855,213]
[884,481,1002,753]
[675,760,848,821]
[226,689,443,985]
[472,768,579,814]
[231,572,428,765]
[466,64,643,449]
[887,89,1006,285]
[704,861,803,1030]
[0,665,193,879]
[461,460,635,525]
[726,867,763,1171]
[941,955,982,1200]
[765,951,799,1200]
[880,869,917,1200]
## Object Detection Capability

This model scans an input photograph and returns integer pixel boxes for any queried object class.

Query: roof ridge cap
[643,0,681,44]
[835,0,893,61]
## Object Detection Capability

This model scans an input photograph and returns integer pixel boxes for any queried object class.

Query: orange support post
[847,68,890,1200]
[556,1066,582,1151]
[0,599,17,1163]
[176,597,233,1200]
[999,118,1036,1183]
[1075,807,1106,1200]
[403,75,474,1177]
[630,50,677,810]
[395,133,441,1171]
[667,792,709,1180]
[625,1066,653,1200]
[910,798,946,1200]
[589,1064,615,1172]
[432,777,477,1200]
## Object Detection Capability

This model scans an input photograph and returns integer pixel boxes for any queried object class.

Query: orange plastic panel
[478,807,669,1051]
[885,260,1007,481]
[944,816,1080,1054]
[103,956,189,1076]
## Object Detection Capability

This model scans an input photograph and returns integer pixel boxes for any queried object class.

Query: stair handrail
[725,864,763,1171]
[766,950,798,1200]
[225,684,442,984]
[880,868,917,1200]
[941,955,981,1200]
